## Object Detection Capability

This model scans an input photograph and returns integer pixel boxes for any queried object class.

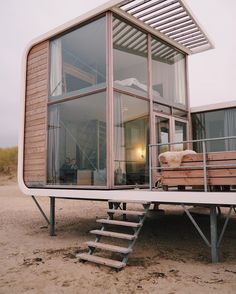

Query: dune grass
[0,147,18,175]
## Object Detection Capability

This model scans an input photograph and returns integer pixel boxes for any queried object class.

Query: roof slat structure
[113,16,184,64]
[114,0,213,54]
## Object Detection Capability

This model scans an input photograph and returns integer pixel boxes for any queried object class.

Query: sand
[0,180,236,293]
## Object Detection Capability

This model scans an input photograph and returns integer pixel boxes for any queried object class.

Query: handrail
[149,135,236,147]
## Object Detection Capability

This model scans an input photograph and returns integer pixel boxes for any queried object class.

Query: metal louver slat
[115,0,214,54]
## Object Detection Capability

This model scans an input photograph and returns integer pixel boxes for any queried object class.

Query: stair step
[86,241,132,254]
[107,209,145,216]
[78,253,126,269]
[97,219,141,228]
[109,199,150,204]
[90,230,136,240]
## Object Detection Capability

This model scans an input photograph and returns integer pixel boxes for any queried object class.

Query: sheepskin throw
[159,150,196,168]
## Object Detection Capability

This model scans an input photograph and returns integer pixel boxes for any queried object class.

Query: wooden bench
[159,151,236,191]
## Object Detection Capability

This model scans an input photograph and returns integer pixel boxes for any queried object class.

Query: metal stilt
[49,197,56,236]
[31,196,50,225]
[210,205,218,263]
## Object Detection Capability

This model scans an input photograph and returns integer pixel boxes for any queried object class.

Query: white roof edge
[191,100,236,113]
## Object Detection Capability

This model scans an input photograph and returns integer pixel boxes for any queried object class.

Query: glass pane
[49,17,106,98]
[113,17,148,97]
[113,92,149,185]
[174,121,187,151]
[47,92,107,186]
[192,110,227,152]
[152,37,186,106]
[155,116,170,155]
[172,108,188,118]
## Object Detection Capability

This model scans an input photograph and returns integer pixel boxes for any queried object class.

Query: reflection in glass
[113,92,149,185]
[174,121,187,151]
[155,116,170,155]
[113,17,148,97]
[152,37,186,106]
[47,92,106,186]
[50,17,106,98]
[192,109,236,152]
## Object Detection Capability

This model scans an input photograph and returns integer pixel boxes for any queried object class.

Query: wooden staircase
[78,199,151,270]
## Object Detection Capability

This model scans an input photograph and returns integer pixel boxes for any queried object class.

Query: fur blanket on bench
[159,150,196,168]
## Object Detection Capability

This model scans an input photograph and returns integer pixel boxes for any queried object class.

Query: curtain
[174,57,186,105]
[48,105,60,183]
[50,39,62,96]
[114,93,126,184]
[224,108,236,150]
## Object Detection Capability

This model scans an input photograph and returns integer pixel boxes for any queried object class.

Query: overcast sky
[0,0,235,147]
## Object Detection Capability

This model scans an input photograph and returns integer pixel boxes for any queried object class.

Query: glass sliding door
[113,92,149,186]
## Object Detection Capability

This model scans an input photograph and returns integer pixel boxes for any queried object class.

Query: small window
[153,102,171,114]
[172,108,188,118]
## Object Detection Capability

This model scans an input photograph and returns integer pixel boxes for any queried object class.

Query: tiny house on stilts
[18,0,236,269]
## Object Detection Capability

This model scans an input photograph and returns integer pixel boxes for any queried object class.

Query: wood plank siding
[23,41,49,187]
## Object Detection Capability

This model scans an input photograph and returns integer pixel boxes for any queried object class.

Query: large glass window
[192,109,236,152]
[113,92,149,186]
[113,17,148,97]
[49,17,106,99]
[152,37,186,106]
[47,92,107,186]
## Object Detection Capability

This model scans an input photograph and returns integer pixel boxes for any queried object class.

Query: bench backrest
[160,151,236,186]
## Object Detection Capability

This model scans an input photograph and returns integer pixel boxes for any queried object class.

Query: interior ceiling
[114,0,214,54]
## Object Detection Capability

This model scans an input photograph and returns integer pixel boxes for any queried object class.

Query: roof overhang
[111,0,214,55]
[26,0,214,56]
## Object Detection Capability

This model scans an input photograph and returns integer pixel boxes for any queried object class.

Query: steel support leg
[210,205,218,263]
[31,196,50,225]
[49,197,56,236]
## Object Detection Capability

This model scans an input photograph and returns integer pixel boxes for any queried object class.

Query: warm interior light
[137,147,145,159]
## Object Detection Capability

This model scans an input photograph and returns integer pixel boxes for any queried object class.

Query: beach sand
[0,180,236,293]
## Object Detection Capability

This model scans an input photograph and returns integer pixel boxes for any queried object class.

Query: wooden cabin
[18,0,217,200]
[17,2,236,266]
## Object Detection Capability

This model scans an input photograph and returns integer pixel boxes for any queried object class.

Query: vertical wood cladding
[24,41,48,187]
